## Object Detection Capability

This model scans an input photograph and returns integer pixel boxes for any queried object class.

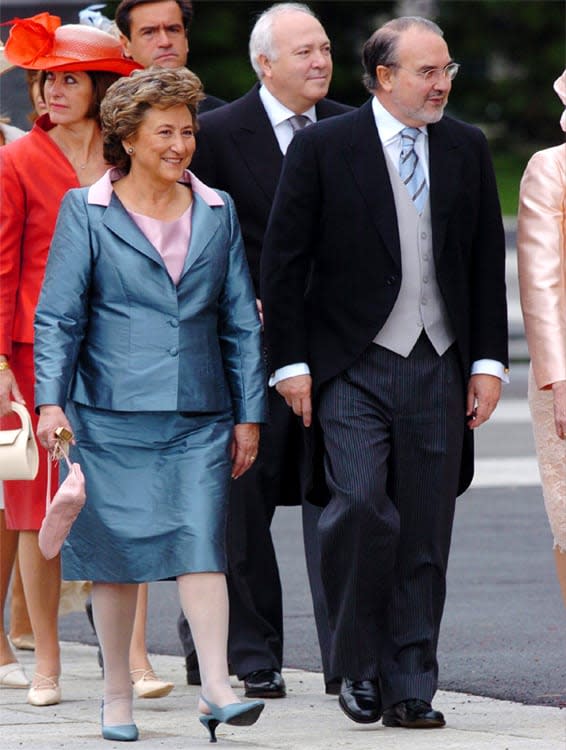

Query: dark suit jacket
[260,99,509,495]
[199,93,225,114]
[191,83,352,293]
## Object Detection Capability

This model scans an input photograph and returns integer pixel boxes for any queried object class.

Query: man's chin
[152,56,184,69]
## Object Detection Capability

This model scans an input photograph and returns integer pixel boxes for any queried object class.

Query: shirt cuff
[269,362,311,387]
[471,359,509,383]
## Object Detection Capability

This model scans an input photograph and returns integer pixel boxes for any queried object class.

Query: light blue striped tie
[399,127,428,213]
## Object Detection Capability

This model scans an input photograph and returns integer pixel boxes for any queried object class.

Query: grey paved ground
[2,645,565,749]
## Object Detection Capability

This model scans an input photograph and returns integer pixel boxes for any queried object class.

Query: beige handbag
[0,402,39,480]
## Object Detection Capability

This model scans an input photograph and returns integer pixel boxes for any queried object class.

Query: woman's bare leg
[9,559,33,644]
[17,531,60,682]
[0,510,18,666]
[554,547,566,607]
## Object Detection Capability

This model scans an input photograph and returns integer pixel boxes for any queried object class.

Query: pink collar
[87,167,224,207]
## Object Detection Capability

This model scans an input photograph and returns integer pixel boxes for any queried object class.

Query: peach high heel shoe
[130,669,174,699]
[27,673,61,706]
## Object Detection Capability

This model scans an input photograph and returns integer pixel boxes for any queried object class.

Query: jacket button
[169,319,179,328]
[386,275,397,286]
[169,347,178,356]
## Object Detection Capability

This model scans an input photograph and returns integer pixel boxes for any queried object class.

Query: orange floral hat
[3,12,141,76]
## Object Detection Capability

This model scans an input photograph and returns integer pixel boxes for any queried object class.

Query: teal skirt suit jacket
[34,170,267,583]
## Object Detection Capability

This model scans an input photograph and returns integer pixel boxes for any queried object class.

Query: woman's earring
[127,147,134,155]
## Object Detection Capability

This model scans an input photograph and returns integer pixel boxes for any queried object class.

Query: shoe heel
[199,715,219,743]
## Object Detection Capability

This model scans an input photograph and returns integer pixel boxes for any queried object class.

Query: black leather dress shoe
[244,669,286,698]
[382,699,445,728]
[338,678,381,724]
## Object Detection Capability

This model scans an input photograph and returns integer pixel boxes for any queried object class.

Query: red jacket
[0,114,79,355]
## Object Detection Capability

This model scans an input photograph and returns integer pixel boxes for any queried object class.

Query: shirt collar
[371,95,428,147]
[87,168,225,207]
[259,84,317,128]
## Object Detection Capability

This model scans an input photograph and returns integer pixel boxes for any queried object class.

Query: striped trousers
[317,333,464,707]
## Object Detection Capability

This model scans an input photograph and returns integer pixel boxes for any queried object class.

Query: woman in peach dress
[517,70,566,605]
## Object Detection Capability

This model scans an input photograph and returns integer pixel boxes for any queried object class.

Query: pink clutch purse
[38,436,86,560]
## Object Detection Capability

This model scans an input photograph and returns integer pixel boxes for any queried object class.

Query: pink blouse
[128,205,192,285]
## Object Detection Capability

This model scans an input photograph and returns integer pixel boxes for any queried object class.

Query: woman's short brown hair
[100,67,204,171]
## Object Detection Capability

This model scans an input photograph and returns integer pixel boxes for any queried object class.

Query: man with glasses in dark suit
[261,15,508,729]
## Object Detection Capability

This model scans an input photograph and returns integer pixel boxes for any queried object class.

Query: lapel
[179,192,222,279]
[427,119,461,264]
[102,193,166,271]
[344,100,401,267]
[230,86,283,203]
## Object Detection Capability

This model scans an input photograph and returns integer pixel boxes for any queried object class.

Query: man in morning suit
[178,2,351,698]
[261,16,508,727]
[115,0,224,113]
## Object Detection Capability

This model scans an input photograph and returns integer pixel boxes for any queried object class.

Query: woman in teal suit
[34,68,266,743]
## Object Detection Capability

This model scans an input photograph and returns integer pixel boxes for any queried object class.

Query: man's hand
[466,374,502,429]
[551,380,566,440]
[275,374,312,427]
[231,422,260,479]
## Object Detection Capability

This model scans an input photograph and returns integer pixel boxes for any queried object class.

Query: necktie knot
[400,127,421,155]
[288,114,311,132]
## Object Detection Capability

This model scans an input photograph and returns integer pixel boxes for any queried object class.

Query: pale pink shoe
[131,668,174,699]
[0,662,30,688]
[27,673,61,706]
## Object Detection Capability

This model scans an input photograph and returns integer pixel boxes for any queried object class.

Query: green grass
[492,150,530,217]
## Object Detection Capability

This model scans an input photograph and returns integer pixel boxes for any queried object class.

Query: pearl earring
[127,147,134,155]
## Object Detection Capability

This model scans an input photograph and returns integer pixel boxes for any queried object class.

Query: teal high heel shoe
[199,696,264,743]
[100,701,139,742]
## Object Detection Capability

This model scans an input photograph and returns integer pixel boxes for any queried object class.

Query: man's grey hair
[362,16,443,92]
[249,2,317,80]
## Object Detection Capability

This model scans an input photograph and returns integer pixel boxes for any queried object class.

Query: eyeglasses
[390,62,460,83]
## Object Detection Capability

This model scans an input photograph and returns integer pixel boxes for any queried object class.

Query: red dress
[0,114,79,529]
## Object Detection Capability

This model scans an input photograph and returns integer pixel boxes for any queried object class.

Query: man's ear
[376,64,393,92]
[119,32,133,59]
[257,54,272,80]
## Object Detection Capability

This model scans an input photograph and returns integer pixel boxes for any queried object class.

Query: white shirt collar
[259,84,317,128]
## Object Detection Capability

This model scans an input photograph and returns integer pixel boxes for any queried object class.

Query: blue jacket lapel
[102,193,166,271]
[180,192,222,279]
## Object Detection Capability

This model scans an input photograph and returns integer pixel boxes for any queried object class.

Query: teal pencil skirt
[61,401,233,583]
